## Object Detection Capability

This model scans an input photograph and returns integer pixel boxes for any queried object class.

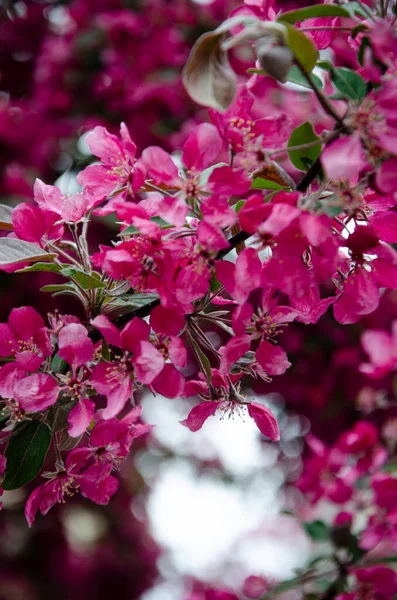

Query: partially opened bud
[255,38,294,83]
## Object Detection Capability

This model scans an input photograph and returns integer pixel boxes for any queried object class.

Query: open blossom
[181,370,279,440]
[77,123,146,205]
[91,315,164,418]
[33,179,91,223]
[0,307,51,372]
[141,122,250,226]
[25,449,118,527]
[0,363,59,415]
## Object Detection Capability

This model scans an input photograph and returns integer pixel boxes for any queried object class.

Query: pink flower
[334,225,397,324]
[25,450,118,526]
[242,575,269,599]
[352,566,397,599]
[141,123,250,226]
[71,415,137,469]
[216,248,263,305]
[77,123,146,205]
[182,370,279,440]
[91,315,164,418]
[321,134,367,181]
[12,202,64,247]
[33,178,91,223]
[0,307,51,371]
[181,398,279,441]
[360,321,397,378]
[0,363,59,414]
[58,323,94,373]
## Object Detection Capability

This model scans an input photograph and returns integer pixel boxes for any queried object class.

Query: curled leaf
[0,205,13,231]
[182,30,237,111]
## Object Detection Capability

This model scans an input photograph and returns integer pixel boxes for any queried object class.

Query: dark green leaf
[331,68,367,101]
[351,23,369,39]
[288,121,322,171]
[51,353,69,374]
[190,338,212,385]
[285,25,318,73]
[60,267,106,289]
[317,60,333,71]
[209,272,222,292]
[233,200,245,212]
[16,262,62,274]
[304,520,330,541]
[287,65,323,90]
[357,36,372,67]
[278,4,350,23]
[251,178,288,190]
[3,421,51,490]
[102,339,110,361]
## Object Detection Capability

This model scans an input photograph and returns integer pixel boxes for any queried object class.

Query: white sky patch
[138,393,310,598]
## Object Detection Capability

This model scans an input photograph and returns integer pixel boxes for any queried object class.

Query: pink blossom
[321,134,367,181]
[0,307,51,371]
[360,321,397,378]
[91,315,164,418]
[25,450,118,526]
[33,179,91,223]
[58,323,94,373]
[77,123,146,204]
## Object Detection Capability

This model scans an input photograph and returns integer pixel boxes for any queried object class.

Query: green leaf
[317,60,334,71]
[288,121,322,171]
[304,520,330,541]
[51,353,69,374]
[190,338,212,385]
[209,272,222,292]
[278,4,350,23]
[331,68,367,101]
[60,267,106,289]
[102,339,111,361]
[40,283,77,294]
[233,200,245,213]
[106,293,159,316]
[285,25,318,73]
[251,178,288,191]
[16,262,63,274]
[287,65,323,90]
[3,421,51,490]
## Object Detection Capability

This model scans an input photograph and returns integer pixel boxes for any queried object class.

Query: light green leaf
[285,24,318,73]
[278,4,350,24]
[288,121,322,171]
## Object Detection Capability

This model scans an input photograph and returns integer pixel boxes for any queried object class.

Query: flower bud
[255,38,294,83]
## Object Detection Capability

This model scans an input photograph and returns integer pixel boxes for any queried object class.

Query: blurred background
[1,1,396,598]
